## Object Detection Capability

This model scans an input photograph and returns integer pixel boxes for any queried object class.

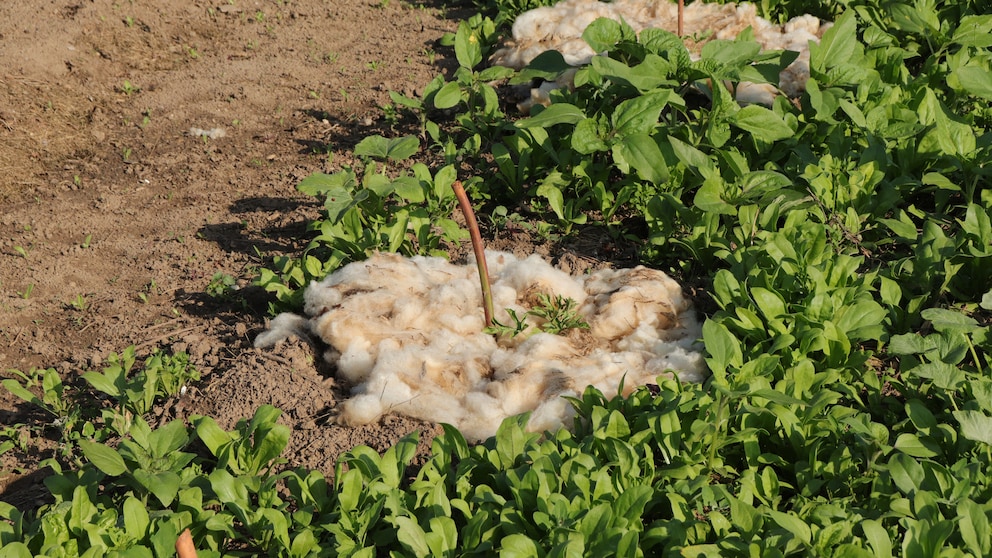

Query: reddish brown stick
[452,180,494,327]
[176,529,198,558]
[678,0,684,37]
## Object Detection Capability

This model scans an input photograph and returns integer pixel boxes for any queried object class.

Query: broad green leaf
[0,542,32,558]
[954,411,992,445]
[81,370,121,397]
[572,117,609,153]
[810,10,856,73]
[861,519,893,558]
[702,320,743,381]
[582,17,623,52]
[210,469,251,506]
[905,399,938,431]
[767,510,812,545]
[693,179,734,215]
[751,287,786,320]
[921,308,979,333]
[536,182,565,221]
[298,171,356,197]
[194,416,232,457]
[513,50,570,84]
[454,22,482,69]
[894,433,939,458]
[1,379,42,408]
[516,103,586,128]
[500,533,541,558]
[888,453,924,495]
[433,81,462,109]
[950,15,992,47]
[133,468,180,507]
[78,440,127,477]
[354,135,419,161]
[612,133,668,183]
[952,66,992,100]
[395,516,430,558]
[148,419,190,457]
[611,91,671,137]
[835,300,886,339]
[122,496,150,539]
[669,136,716,177]
[957,499,991,555]
[731,105,792,142]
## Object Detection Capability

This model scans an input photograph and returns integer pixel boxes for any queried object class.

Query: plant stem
[452,180,494,327]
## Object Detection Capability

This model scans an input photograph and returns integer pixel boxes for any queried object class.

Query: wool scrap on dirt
[256,251,706,441]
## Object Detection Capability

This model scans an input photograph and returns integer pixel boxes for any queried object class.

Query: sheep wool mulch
[256,251,706,441]
[491,0,832,106]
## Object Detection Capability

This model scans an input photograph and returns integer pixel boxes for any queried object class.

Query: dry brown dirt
[0,0,488,508]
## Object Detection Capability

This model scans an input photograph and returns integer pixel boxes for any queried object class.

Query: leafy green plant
[256,135,469,310]
[205,272,237,300]
[485,293,589,339]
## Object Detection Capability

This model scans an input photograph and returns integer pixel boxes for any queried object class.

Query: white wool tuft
[255,252,706,441]
[491,0,832,108]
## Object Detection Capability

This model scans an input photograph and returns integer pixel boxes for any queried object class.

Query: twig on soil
[135,325,202,351]
[258,351,294,367]
[452,180,494,327]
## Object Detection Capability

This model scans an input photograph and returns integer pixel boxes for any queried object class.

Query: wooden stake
[678,0,684,37]
[452,180,494,327]
[176,529,198,558]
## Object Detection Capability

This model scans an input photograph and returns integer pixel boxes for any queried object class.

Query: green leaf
[767,510,812,545]
[81,370,121,398]
[354,135,420,161]
[395,516,430,558]
[894,433,939,458]
[702,320,743,381]
[669,136,716,178]
[78,439,127,476]
[953,66,992,100]
[297,171,356,197]
[888,453,924,495]
[134,469,181,507]
[123,496,150,539]
[582,17,623,52]
[611,91,671,137]
[454,22,482,69]
[194,416,232,457]
[516,103,586,128]
[861,519,893,558]
[731,105,792,142]
[951,15,992,47]
[1,379,43,408]
[0,542,32,558]
[958,499,991,556]
[500,534,541,558]
[433,81,462,109]
[612,133,668,183]
[210,469,251,506]
[921,308,979,333]
[810,10,856,73]
[954,411,992,445]
[572,118,609,154]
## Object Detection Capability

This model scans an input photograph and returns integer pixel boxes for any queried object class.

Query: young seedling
[452,180,494,327]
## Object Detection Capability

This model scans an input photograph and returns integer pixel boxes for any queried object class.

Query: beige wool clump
[491,0,831,106]
[255,251,705,441]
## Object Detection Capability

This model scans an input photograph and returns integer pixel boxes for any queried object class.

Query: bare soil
[0,0,479,509]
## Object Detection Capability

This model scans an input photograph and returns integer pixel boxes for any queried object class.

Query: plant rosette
[256,251,705,441]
